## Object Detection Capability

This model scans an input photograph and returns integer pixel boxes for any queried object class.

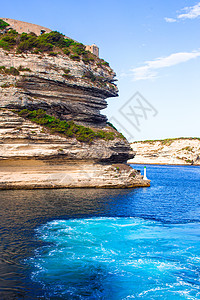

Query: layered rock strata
[0,24,150,188]
[129,139,200,165]
[0,49,117,127]
[0,109,150,188]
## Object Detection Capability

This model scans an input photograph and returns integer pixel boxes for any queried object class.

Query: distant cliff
[129,138,200,165]
[0,19,150,189]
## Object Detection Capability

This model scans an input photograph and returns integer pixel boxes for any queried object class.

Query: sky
[1,0,200,141]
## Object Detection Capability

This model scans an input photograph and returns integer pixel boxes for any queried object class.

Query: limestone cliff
[0,19,150,188]
[129,138,200,165]
[0,48,117,127]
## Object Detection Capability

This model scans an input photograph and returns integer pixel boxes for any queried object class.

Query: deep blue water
[0,165,200,299]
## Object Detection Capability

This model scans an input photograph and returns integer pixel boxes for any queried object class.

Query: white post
[143,166,148,180]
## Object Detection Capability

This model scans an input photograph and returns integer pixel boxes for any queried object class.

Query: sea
[0,164,200,299]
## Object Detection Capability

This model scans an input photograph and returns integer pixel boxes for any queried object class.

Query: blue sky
[2,0,200,141]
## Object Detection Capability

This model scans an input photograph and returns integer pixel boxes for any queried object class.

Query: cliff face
[0,21,150,189]
[0,109,132,163]
[0,49,117,127]
[129,139,200,165]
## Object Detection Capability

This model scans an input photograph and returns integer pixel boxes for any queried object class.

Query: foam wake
[29,218,200,299]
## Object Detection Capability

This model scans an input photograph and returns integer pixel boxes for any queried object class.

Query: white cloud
[131,50,200,81]
[164,17,177,23]
[178,2,200,19]
[165,2,200,22]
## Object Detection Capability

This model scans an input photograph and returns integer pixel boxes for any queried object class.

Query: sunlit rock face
[0,49,118,127]
[129,139,200,166]
[0,24,150,189]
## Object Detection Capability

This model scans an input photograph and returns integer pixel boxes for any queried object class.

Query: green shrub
[16,32,56,53]
[97,61,110,67]
[82,57,89,64]
[0,66,19,75]
[96,130,115,140]
[0,19,9,30]
[62,69,72,79]
[107,121,117,131]
[1,83,12,88]
[76,126,95,142]
[81,52,95,64]
[5,67,19,76]
[7,29,18,35]
[63,38,74,47]
[102,61,109,66]
[71,43,86,55]
[70,54,80,61]
[1,35,16,46]
[117,132,126,139]
[0,40,10,50]
[32,49,41,54]
[17,109,120,143]
[36,32,74,50]
[19,32,30,41]
[17,35,37,52]
[35,41,53,52]
[83,70,96,82]
[49,51,57,56]
[63,68,70,74]
[62,74,73,79]
[63,48,70,55]
[18,66,31,72]
[0,66,6,72]
[37,31,64,46]
[186,159,193,164]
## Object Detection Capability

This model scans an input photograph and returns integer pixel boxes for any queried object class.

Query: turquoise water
[30,217,200,299]
[0,165,200,298]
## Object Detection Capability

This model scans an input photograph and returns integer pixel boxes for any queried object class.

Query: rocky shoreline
[0,160,150,190]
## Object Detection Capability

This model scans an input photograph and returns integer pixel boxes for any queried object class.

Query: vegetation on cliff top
[0,19,9,30]
[133,137,200,147]
[0,19,117,92]
[0,19,110,68]
[17,109,123,143]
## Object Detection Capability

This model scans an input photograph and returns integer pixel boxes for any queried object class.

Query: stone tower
[85,44,99,57]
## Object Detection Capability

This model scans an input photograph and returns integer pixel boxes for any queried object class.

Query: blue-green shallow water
[0,165,200,299]
[30,218,200,299]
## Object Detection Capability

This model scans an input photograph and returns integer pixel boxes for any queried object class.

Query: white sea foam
[29,217,200,299]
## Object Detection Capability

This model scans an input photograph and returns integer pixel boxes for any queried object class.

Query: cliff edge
[0,19,150,189]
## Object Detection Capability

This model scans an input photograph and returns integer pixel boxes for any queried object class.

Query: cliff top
[0,18,117,95]
[1,18,53,36]
[1,18,99,56]
[132,137,200,145]
[0,18,107,67]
